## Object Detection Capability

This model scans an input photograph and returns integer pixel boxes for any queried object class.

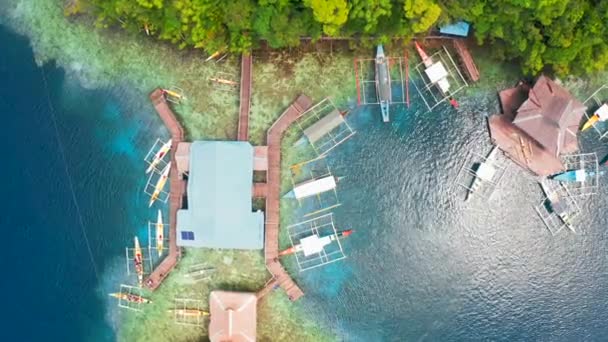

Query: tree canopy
[84,0,608,75]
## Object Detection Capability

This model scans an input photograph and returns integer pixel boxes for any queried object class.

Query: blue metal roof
[439,21,470,37]
[177,141,264,249]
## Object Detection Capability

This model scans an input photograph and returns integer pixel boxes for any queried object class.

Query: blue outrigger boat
[375,45,391,122]
[551,169,603,182]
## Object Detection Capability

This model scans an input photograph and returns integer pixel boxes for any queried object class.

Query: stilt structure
[145,88,185,290]
[265,95,313,301]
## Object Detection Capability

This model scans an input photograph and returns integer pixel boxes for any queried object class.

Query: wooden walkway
[453,39,480,82]
[265,94,313,301]
[145,88,186,291]
[238,54,253,141]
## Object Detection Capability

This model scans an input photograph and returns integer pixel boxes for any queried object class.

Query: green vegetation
[83,0,608,76]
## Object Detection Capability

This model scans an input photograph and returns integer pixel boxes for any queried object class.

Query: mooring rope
[39,66,101,282]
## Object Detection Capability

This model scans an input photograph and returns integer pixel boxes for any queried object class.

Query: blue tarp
[177,141,264,249]
[439,21,470,37]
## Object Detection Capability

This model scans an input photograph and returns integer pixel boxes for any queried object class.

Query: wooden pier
[145,88,186,291]
[264,94,313,301]
[453,39,480,82]
[238,54,253,141]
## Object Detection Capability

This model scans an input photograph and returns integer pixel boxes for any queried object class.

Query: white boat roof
[424,62,448,83]
[476,162,496,181]
[437,78,451,93]
[293,175,336,199]
[300,234,331,256]
[575,169,586,182]
[595,103,608,120]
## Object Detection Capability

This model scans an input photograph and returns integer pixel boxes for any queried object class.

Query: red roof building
[209,291,257,342]
[489,76,586,176]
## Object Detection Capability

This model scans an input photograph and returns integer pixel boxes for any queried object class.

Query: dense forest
[71,0,608,76]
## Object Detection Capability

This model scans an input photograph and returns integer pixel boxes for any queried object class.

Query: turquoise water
[297,97,608,341]
[0,25,167,341]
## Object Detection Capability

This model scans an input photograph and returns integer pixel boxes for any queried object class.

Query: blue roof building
[439,21,470,37]
[176,141,264,249]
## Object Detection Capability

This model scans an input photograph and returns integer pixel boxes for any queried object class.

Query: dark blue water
[0,25,164,341]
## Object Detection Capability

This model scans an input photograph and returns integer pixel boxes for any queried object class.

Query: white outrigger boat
[375,45,391,122]
[414,41,459,108]
[133,237,144,287]
[465,147,499,201]
[146,140,172,174]
[156,210,164,257]
[149,162,171,207]
[539,181,575,233]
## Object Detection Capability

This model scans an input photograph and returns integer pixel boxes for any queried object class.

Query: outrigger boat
[539,181,574,232]
[375,45,391,122]
[209,77,238,86]
[550,169,603,183]
[581,103,608,131]
[133,236,144,287]
[156,210,164,257]
[109,292,152,304]
[162,88,185,101]
[149,162,171,207]
[283,175,341,199]
[414,41,459,108]
[146,139,172,174]
[205,51,222,62]
[168,308,209,317]
[465,147,499,201]
[279,229,353,256]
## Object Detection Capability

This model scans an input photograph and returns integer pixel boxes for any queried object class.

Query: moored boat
[149,162,171,207]
[375,45,392,122]
[465,147,498,201]
[146,140,172,174]
[168,308,209,317]
[550,169,603,183]
[109,292,152,304]
[279,229,354,256]
[156,210,164,257]
[581,103,608,131]
[134,236,144,287]
[414,41,458,108]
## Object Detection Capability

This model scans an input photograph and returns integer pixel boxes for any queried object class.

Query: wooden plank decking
[145,88,186,291]
[264,94,313,301]
[453,39,480,82]
[238,54,253,141]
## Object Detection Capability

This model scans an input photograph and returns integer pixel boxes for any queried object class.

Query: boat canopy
[425,62,449,84]
[476,162,496,182]
[293,175,337,199]
[595,103,608,120]
[303,109,345,144]
[300,234,332,256]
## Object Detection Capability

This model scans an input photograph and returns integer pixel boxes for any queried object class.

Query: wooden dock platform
[453,39,480,82]
[238,54,253,141]
[145,88,186,291]
[265,94,313,301]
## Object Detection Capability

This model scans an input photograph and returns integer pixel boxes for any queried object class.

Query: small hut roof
[209,291,257,342]
[303,109,344,144]
[512,75,586,156]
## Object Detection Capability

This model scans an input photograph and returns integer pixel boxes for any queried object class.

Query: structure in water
[454,146,509,202]
[286,156,341,217]
[410,42,468,112]
[488,75,587,176]
[534,179,581,235]
[294,97,356,156]
[354,45,408,122]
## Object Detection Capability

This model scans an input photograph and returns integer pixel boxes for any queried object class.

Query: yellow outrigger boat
[582,103,608,131]
[168,308,209,317]
[146,140,172,174]
[133,237,144,287]
[156,210,164,257]
[149,162,171,207]
[109,292,152,304]
[162,88,185,101]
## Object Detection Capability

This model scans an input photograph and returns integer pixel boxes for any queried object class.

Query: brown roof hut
[209,291,257,342]
[489,75,586,176]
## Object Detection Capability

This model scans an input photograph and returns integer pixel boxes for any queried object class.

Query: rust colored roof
[488,115,565,176]
[512,75,586,156]
[209,291,257,342]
